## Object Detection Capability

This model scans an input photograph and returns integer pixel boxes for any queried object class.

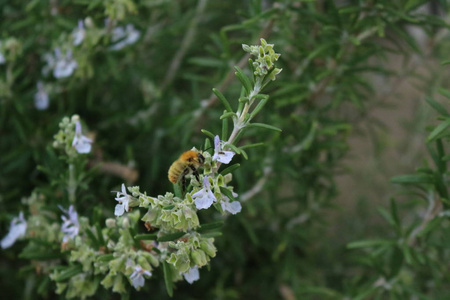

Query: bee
[168,150,205,193]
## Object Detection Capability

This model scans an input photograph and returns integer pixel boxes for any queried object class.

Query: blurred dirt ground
[331,25,450,243]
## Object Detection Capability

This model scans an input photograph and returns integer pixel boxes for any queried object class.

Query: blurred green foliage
[1,0,450,299]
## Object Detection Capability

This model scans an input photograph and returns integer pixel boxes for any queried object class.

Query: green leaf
[157,231,186,242]
[220,163,240,175]
[203,138,212,152]
[249,95,269,119]
[240,142,264,150]
[197,221,224,233]
[96,224,106,246]
[234,66,253,94]
[426,97,450,117]
[121,291,130,300]
[201,129,215,139]
[163,261,174,297]
[390,174,434,184]
[300,121,318,151]
[390,198,401,230]
[220,187,236,201]
[212,88,233,113]
[220,111,237,120]
[188,57,225,68]
[54,265,83,282]
[134,233,158,240]
[377,207,396,227]
[306,42,335,61]
[222,114,228,140]
[238,216,259,245]
[417,216,442,238]
[201,232,223,238]
[85,228,100,247]
[247,123,282,132]
[163,205,175,210]
[19,251,65,260]
[240,148,248,160]
[389,247,404,278]
[173,182,182,198]
[439,88,450,99]
[37,276,51,296]
[97,254,115,262]
[347,239,395,249]
[427,119,450,143]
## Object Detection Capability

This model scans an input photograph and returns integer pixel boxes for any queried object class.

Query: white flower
[59,205,80,242]
[72,20,86,46]
[43,48,78,78]
[109,24,140,51]
[182,266,200,284]
[192,176,217,210]
[114,184,131,216]
[34,81,49,110]
[130,265,152,289]
[72,121,92,154]
[1,212,27,249]
[212,135,235,164]
[221,197,242,215]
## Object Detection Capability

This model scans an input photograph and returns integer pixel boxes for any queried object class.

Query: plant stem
[67,163,76,203]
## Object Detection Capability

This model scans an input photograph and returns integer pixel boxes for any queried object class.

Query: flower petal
[1,213,27,249]
[194,193,214,210]
[114,204,125,216]
[183,267,200,284]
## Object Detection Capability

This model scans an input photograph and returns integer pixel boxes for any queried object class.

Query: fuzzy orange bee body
[168,150,205,191]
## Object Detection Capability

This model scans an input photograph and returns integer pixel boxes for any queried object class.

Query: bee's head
[181,150,205,166]
[197,152,205,165]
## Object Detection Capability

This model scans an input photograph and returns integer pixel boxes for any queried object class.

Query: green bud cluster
[140,191,200,232]
[242,38,282,81]
[166,233,216,273]
[0,37,22,63]
[53,115,80,159]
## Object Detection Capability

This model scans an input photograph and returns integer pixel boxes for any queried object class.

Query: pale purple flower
[212,135,235,164]
[114,184,131,216]
[221,197,242,215]
[43,48,78,78]
[1,212,27,249]
[34,81,49,110]
[72,20,86,46]
[192,176,216,210]
[130,265,152,289]
[182,266,200,284]
[0,41,4,64]
[54,49,78,78]
[72,121,92,154]
[109,24,140,51]
[59,205,80,242]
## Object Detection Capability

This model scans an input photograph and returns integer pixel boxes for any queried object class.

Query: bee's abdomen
[168,160,187,183]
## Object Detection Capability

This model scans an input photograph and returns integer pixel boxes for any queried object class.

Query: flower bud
[105,218,116,228]
[200,240,217,258]
[141,251,159,267]
[191,249,207,267]
[101,272,114,288]
[112,275,126,294]
[137,255,152,271]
